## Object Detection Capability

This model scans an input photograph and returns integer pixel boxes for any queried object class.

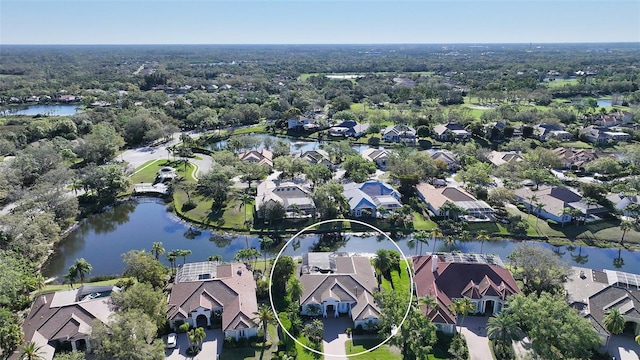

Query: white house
[361,148,392,170]
[343,181,402,218]
[383,125,416,143]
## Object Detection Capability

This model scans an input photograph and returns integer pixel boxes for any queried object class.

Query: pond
[0,104,83,116]
[207,134,373,154]
[41,199,640,281]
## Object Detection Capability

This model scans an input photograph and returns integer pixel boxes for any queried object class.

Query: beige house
[299,253,380,329]
[239,149,273,168]
[14,285,121,360]
[167,262,258,340]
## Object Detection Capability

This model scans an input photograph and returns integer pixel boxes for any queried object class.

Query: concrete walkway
[459,316,493,360]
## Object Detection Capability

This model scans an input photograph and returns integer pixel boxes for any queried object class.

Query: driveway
[322,317,352,359]
[459,316,492,360]
[165,329,224,360]
[608,334,640,360]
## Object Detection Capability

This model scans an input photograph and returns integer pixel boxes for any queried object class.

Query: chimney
[431,255,438,273]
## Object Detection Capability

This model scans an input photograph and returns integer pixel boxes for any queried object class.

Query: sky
[1,0,639,45]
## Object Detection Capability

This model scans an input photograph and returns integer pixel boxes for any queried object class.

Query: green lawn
[545,78,578,88]
[379,260,412,298]
[412,211,437,230]
[173,191,253,230]
[296,335,322,360]
[129,159,196,190]
[233,125,267,135]
[37,278,127,296]
[219,347,259,360]
[466,221,509,235]
[345,338,400,359]
[561,141,592,149]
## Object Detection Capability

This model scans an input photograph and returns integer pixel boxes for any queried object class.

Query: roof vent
[237,267,243,276]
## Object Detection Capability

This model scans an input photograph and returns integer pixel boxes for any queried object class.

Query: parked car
[166,333,177,349]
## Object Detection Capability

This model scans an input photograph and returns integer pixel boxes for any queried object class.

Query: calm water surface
[1,104,83,116]
[42,200,640,280]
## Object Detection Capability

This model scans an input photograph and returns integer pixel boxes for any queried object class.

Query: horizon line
[1,41,639,46]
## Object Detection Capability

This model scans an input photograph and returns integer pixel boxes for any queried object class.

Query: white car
[166,333,177,349]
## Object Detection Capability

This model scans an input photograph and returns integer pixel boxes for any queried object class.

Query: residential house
[361,148,392,170]
[288,116,315,130]
[428,150,460,171]
[299,253,381,329]
[298,149,334,169]
[343,181,402,218]
[239,149,274,168]
[606,193,640,216]
[13,285,121,360]
[416,183,494,220]
[413,253,520,334]
[433,123,471,142]
[565,267,640,346]
[590,111,634,127]
[255,180,315,219]
[581,126,631,144]
[329,120,370,138]
[514,185,608,224]
[382,125,417,143]
[553,147,601,170]
[535,123,573,142]
[167,262,258,341]
[487,151,524,167]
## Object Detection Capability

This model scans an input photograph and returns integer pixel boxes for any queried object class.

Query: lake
[207,134,373,154]
[0,104,83,116]
[41,199,640,281]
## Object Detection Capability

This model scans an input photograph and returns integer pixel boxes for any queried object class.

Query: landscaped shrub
[178,322,190,333]
[223,336,235,348]
[546,219,559,225]
[353,324,364,335]
[492,339,515,360]
[448,333,469,359]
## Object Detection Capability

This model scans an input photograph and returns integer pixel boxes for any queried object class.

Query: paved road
[459,316,493,360]
[608,334,640,360]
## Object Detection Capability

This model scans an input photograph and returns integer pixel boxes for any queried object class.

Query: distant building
[433,123,471,142]
[429,150,460,171]
[413,254,520,334]
[255,180,315,219]
[361,148,392,170]
[383,125,417,143]
[487,151,524,167]
[514,185,608,224]
[239,149,273,168]
[343,181,402,218]
[328,120,370,138]
[416,183,494,220]
[298,149,334,169]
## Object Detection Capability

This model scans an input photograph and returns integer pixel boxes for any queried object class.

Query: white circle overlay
[268,218,414,358]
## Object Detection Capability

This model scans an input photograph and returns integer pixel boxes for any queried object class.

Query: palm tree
[613,248,625,269]
[449,298,474,333]
[476,230,490,254]
[525,194,538,222]
[413,230,430,256]
[287,277,303,304]
[603,308,626,351]
[561,207,574,227]
[373,249,392,282]
[419,295,437,315]
[583,197,599,224]
[253,304,275,344]
[459,230,472,244]
[620,221,632,245]
[20,341,44,360]
[178,249,192,265]
[166,250,179,273]
[430,228,443,253]
[236,190,253,226]
[151,241,165,261]
[187,327,206,354]
[208,254,222,263]
[258,236,274,271]
[72,258,92,285]
[487,313,521,347]
[533,201,545,232]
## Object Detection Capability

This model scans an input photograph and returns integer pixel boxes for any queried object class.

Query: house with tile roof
[382,124,417,143]
[299,253,380,329]
[239,149,274,168]
[167,262,258,341]
[487,151,524,167]
[433,123,471,142]
[329,120,370,138]
[416,183,494,220]
[565,267,640,346]
[428,150,460,171]
[343,181,402,218]
[255,180,315,219]
[12,285,121,360]
[514,185,608,224]
[553,147,601,170]
[413,253,520,334]
[297,149,334,169]
[361,148,392,170]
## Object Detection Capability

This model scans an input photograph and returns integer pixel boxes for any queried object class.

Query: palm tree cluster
[65,258,92,288]
[487,313,521,360]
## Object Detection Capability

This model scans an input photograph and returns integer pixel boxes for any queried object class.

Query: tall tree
[312,181,349,220]
[603,308,625,351]
[151,242,165,261]
[476,230,490,254]
[187,327,206,354]
[508,244,571,295]
[122,250,165,289]
[449,298,474,333]
[19,341,44,360]
[0,308,23,359]
[619,221,632,244]
[91,310,164,360]
[253,304,274,342]
[71,258,92,285]
[287,277,304,305]
[487,312,521,357]
[110,282,168,329]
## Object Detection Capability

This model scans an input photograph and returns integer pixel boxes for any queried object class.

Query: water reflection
[42,200,640,280]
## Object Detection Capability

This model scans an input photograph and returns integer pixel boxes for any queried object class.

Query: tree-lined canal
[42,199,640,280]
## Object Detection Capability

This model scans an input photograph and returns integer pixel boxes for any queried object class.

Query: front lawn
[296,335,322,360]
[345,338,400,359]
[412,211,437,230]
[379,259,412,297]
